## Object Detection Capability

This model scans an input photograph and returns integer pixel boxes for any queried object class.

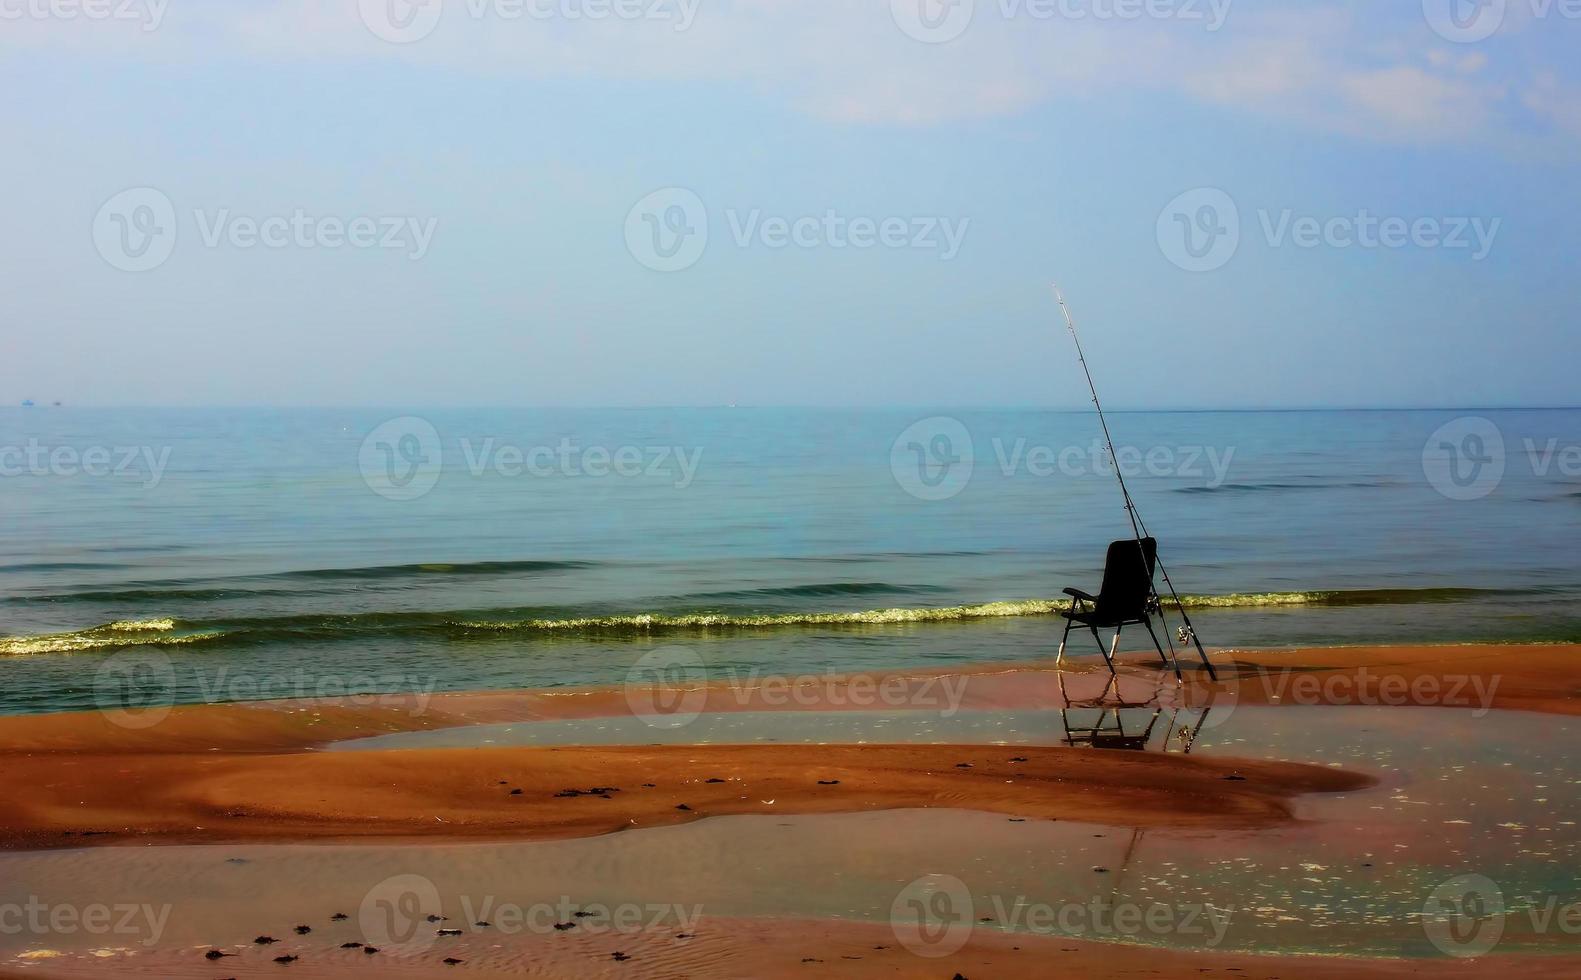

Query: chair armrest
[1063,587,1098,603]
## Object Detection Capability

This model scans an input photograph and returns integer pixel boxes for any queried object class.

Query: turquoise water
[2,407,1578,714]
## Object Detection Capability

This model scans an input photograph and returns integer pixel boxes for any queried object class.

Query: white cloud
[1,0,1575,149]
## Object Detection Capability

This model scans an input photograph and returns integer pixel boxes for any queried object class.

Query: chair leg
[1143,617,1181,681]
[1056,619,1073,666]
[1089,627,1116,674]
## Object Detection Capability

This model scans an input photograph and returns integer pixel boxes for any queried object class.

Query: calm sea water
[2,407,1577,714]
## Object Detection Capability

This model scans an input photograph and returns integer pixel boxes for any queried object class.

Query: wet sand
[2,643,1579,977]
[0,741,1369,849]
[2,644,1577,849]
[2,916,1579,980]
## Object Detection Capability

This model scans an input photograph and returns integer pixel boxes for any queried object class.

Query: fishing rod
[1052,286,1217,682]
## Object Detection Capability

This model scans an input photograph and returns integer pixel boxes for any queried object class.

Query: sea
[2,407,1577,716]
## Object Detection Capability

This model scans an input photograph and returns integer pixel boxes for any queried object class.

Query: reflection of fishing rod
[1052,286,1216,681]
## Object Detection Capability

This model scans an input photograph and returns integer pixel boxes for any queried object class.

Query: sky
[1,0,1578,408]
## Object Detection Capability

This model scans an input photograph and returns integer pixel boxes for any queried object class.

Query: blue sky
[2,0,1577,408]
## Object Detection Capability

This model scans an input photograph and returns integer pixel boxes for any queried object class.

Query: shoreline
[3,642,1577,751]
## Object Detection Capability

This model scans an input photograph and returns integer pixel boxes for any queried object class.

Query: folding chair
[1056,537,1180,679]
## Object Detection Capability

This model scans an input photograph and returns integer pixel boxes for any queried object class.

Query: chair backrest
[1096,537,1157,621]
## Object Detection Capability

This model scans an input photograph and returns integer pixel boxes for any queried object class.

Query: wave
[1174,481,1396,494]
[253,560,598,581]
[0,587,1546,657]
[1176,587,1520,607]
[675,582,950,601]
[0,619,228,656]
[0,561,133,574]
[4,560,600,605]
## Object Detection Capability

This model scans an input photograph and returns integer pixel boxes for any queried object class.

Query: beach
[4,408,1580,976]
[10,0,1578,968]
[3,643,1579,977]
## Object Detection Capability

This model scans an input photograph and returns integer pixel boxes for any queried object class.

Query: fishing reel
[1177,624,1196,646]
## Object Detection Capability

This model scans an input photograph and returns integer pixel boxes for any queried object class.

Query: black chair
[1057,537,1180,679]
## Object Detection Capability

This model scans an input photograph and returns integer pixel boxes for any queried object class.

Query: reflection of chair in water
[1058,672,1163,750]
[1058,672,1210,754]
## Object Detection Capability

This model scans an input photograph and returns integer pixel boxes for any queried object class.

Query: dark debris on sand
[556,786,621,798]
